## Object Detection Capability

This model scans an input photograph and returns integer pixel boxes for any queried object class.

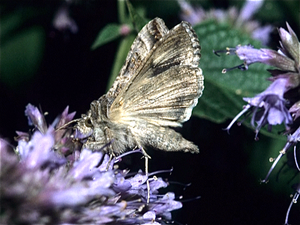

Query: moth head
[74,114,94,140]
[74,100,104,141]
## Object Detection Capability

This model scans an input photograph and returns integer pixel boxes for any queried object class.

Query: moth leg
[103,127,116,171]
[139,147,151,204]
[106,153,115,171]
[145,155,150,204]
[82,141,106,151]
[140,147,151,159]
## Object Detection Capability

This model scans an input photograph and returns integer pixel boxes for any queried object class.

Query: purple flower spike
[149,177,168,193]
[56,105,76,129]
[150,192,183,218]
[225,78,293,138]
[236,46,295,71]
[216,45,296,73]
[113,172,132,192]
[218,22,299,223]
[1,104,184,225]
[243,78,292,125]
[25,104,47,133]
[222,23,299,139]
[69,149,105,180]
[18,129,65,169]
[237,0,264,23]
[143,211,160,225]
[53,4,78,33]
[278,23,300,64]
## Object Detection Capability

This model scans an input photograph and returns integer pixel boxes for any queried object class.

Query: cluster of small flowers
[0,104,182,224]
[215,23,300,224]
[178,0,299,223]
[178,0,273,45]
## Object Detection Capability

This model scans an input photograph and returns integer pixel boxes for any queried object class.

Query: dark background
[1,1,299,224]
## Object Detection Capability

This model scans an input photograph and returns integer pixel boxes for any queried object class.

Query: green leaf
[126,0,148,31]
[106,1,148,91]
[0,8,47,88]
[117,0,127,24]
[196,80,245,123]
[107,33,136,91]
[91,24,123,50]
[0,11,23,44]
[0,26,45,87]
[192,21,290,139]
[193,21,271,123]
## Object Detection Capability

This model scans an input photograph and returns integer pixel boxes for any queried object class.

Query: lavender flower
[219,23,299,138]
[216,23,300,224]
[53,3,78,33]
[177,0,273,45]
[225,77,293,139]
[0,104,183,224]
[25,103,47,134]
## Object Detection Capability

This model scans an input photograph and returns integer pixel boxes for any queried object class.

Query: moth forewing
[106,18,169,104]
[76,17,203,156]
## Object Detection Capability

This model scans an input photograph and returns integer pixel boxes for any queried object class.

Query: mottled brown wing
[105,18,169,103]
[108,18,203,127]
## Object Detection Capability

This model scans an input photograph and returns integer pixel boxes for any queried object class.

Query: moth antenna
[56,118,81,131]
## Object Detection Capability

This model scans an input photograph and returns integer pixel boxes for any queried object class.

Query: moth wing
[105,18,169,104]
[109,20,203,127]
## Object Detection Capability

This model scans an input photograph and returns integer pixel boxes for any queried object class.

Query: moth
[74,17,204,159]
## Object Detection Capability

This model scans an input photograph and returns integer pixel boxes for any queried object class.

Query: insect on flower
[68,18,204,201]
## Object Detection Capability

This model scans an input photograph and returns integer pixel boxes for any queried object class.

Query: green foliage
[193,21,269,119]
[91,0,148,51]
[193,21,287,140]
[126,0,148,31]
[91,24,124,50]
[107,34,136,91]
[0,9,45,87]
[194,21,262,114]
[1,28,45,87]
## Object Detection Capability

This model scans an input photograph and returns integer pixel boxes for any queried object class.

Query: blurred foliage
[1,27,45,87]
[0,6,50,87]
[91,23,124,50]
